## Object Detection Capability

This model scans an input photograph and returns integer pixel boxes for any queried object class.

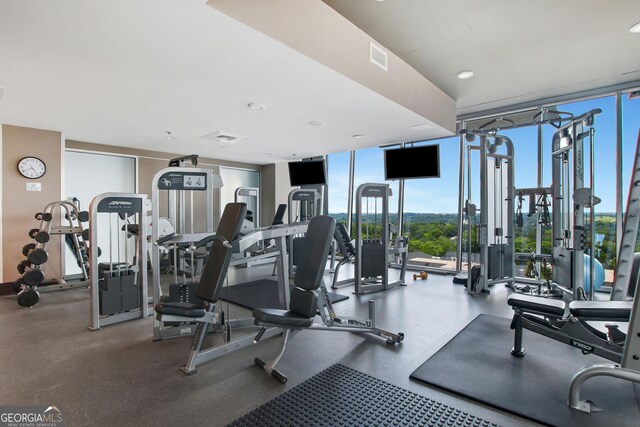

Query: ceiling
[323,0,640,117]
[1,0,639,165]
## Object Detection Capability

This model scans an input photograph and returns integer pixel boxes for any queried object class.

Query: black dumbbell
[35,231,50,243]
[17,260,30,274]
[27,248,48,265]
[82,229,90,241]
[13,278,24,293]
[78,211,89,222]
[35,212,52,221]
[28,228,39,239]
[17,289,40,307]
[23,269,45,287]
[22,243,36,256]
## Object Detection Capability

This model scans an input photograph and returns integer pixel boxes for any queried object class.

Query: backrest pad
[334,222,356,258]
[293,215,336,291]
[196,202,247,302]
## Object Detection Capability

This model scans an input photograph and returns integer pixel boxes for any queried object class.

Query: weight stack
[361,240,385,278]
[98,263,139,316]
[167,282,200,305]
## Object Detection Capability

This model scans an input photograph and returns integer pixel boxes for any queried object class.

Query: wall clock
[17,156,47,179]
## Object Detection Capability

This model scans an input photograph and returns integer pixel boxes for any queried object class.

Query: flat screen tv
[288,160,327,186]
[384,144,440,180]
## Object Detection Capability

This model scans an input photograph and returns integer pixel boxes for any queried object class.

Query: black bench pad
[154,302,206,318]
[253,308,313,328]
[507,294,566,316]
[569,301,632,320]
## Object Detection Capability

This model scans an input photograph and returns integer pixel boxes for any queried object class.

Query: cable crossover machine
[460,130,515,294]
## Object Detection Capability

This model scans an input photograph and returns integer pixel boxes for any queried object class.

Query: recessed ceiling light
[457,70,474,79]
[264,153,273,156]
[248,102,266,110]
[352,134,364,139]
[308,121,325,127]
[630,22,640,33]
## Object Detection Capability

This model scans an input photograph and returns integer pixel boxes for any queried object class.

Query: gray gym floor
[0,264,543,427]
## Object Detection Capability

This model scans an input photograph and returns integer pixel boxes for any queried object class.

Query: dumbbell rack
[15,200,91,307]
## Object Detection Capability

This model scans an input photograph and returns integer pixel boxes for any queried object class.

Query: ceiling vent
[200,131,240,144]
[369,42,388,71]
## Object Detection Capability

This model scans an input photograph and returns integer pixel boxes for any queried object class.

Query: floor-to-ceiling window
[401,137,460,271]
[327,151,351,226]
[546,96,617,282]
[622,92,640,254]
[352,146,399,238]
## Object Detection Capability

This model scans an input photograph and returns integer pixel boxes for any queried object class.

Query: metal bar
[346,150,355,235]
[456,129,466,272]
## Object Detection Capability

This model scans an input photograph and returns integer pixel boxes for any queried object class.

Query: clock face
[17,157,46,179]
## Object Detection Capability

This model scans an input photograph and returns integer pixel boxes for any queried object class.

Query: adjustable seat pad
[154,301,206,318]
[569,300,632,320]
[253,216,336,328]
[507,294,566,316]
[252,308,314,327]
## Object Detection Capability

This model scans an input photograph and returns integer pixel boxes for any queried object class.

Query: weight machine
[151,163,224,340]
[550,109,602,300]
[88,193,149,330]
[287,189,321,276]
[354,183,407,294]
[507,130,640,413]
[460,131,515,294]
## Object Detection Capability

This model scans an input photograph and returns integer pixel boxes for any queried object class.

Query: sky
[328,93,640,214]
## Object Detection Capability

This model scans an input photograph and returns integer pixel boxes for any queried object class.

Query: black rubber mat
[220,278,348,310]
[228,363,499,427]
[410,314,640,427]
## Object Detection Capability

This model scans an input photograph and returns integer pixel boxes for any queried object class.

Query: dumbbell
[17,260,30,274]
[413,271,429,281]
[22,243,36,256]
[13,278,24,293]
[82,229,90,241]
[23,269,45,287]
[17,289,40,307]
[34,231,50,243]
[28,228,40,239]
[78,211,89,222]
[27,248,48,265]
[35,212,53,222]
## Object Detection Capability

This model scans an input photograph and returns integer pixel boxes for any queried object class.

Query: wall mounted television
[384,144,440,180]
[288,160,327,186]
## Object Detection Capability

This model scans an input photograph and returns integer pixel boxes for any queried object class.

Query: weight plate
[28,228,39,239]
[27,248,48,265]
[13,278,24,293]
[35,231,50,243]
[41,213,53,222]
[82,229,90,241]
[78,211,89,222]
[17,289,40,307]
[23,269,45,286]
[17,260,30,274]
[22,243,36,256]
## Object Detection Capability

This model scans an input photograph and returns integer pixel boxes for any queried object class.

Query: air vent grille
[369,42,388,71]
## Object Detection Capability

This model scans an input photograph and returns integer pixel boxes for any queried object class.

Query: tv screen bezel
[288,159,327,186]
[384,144,440,181]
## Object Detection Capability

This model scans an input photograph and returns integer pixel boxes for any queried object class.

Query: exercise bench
[252,215,404,384]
